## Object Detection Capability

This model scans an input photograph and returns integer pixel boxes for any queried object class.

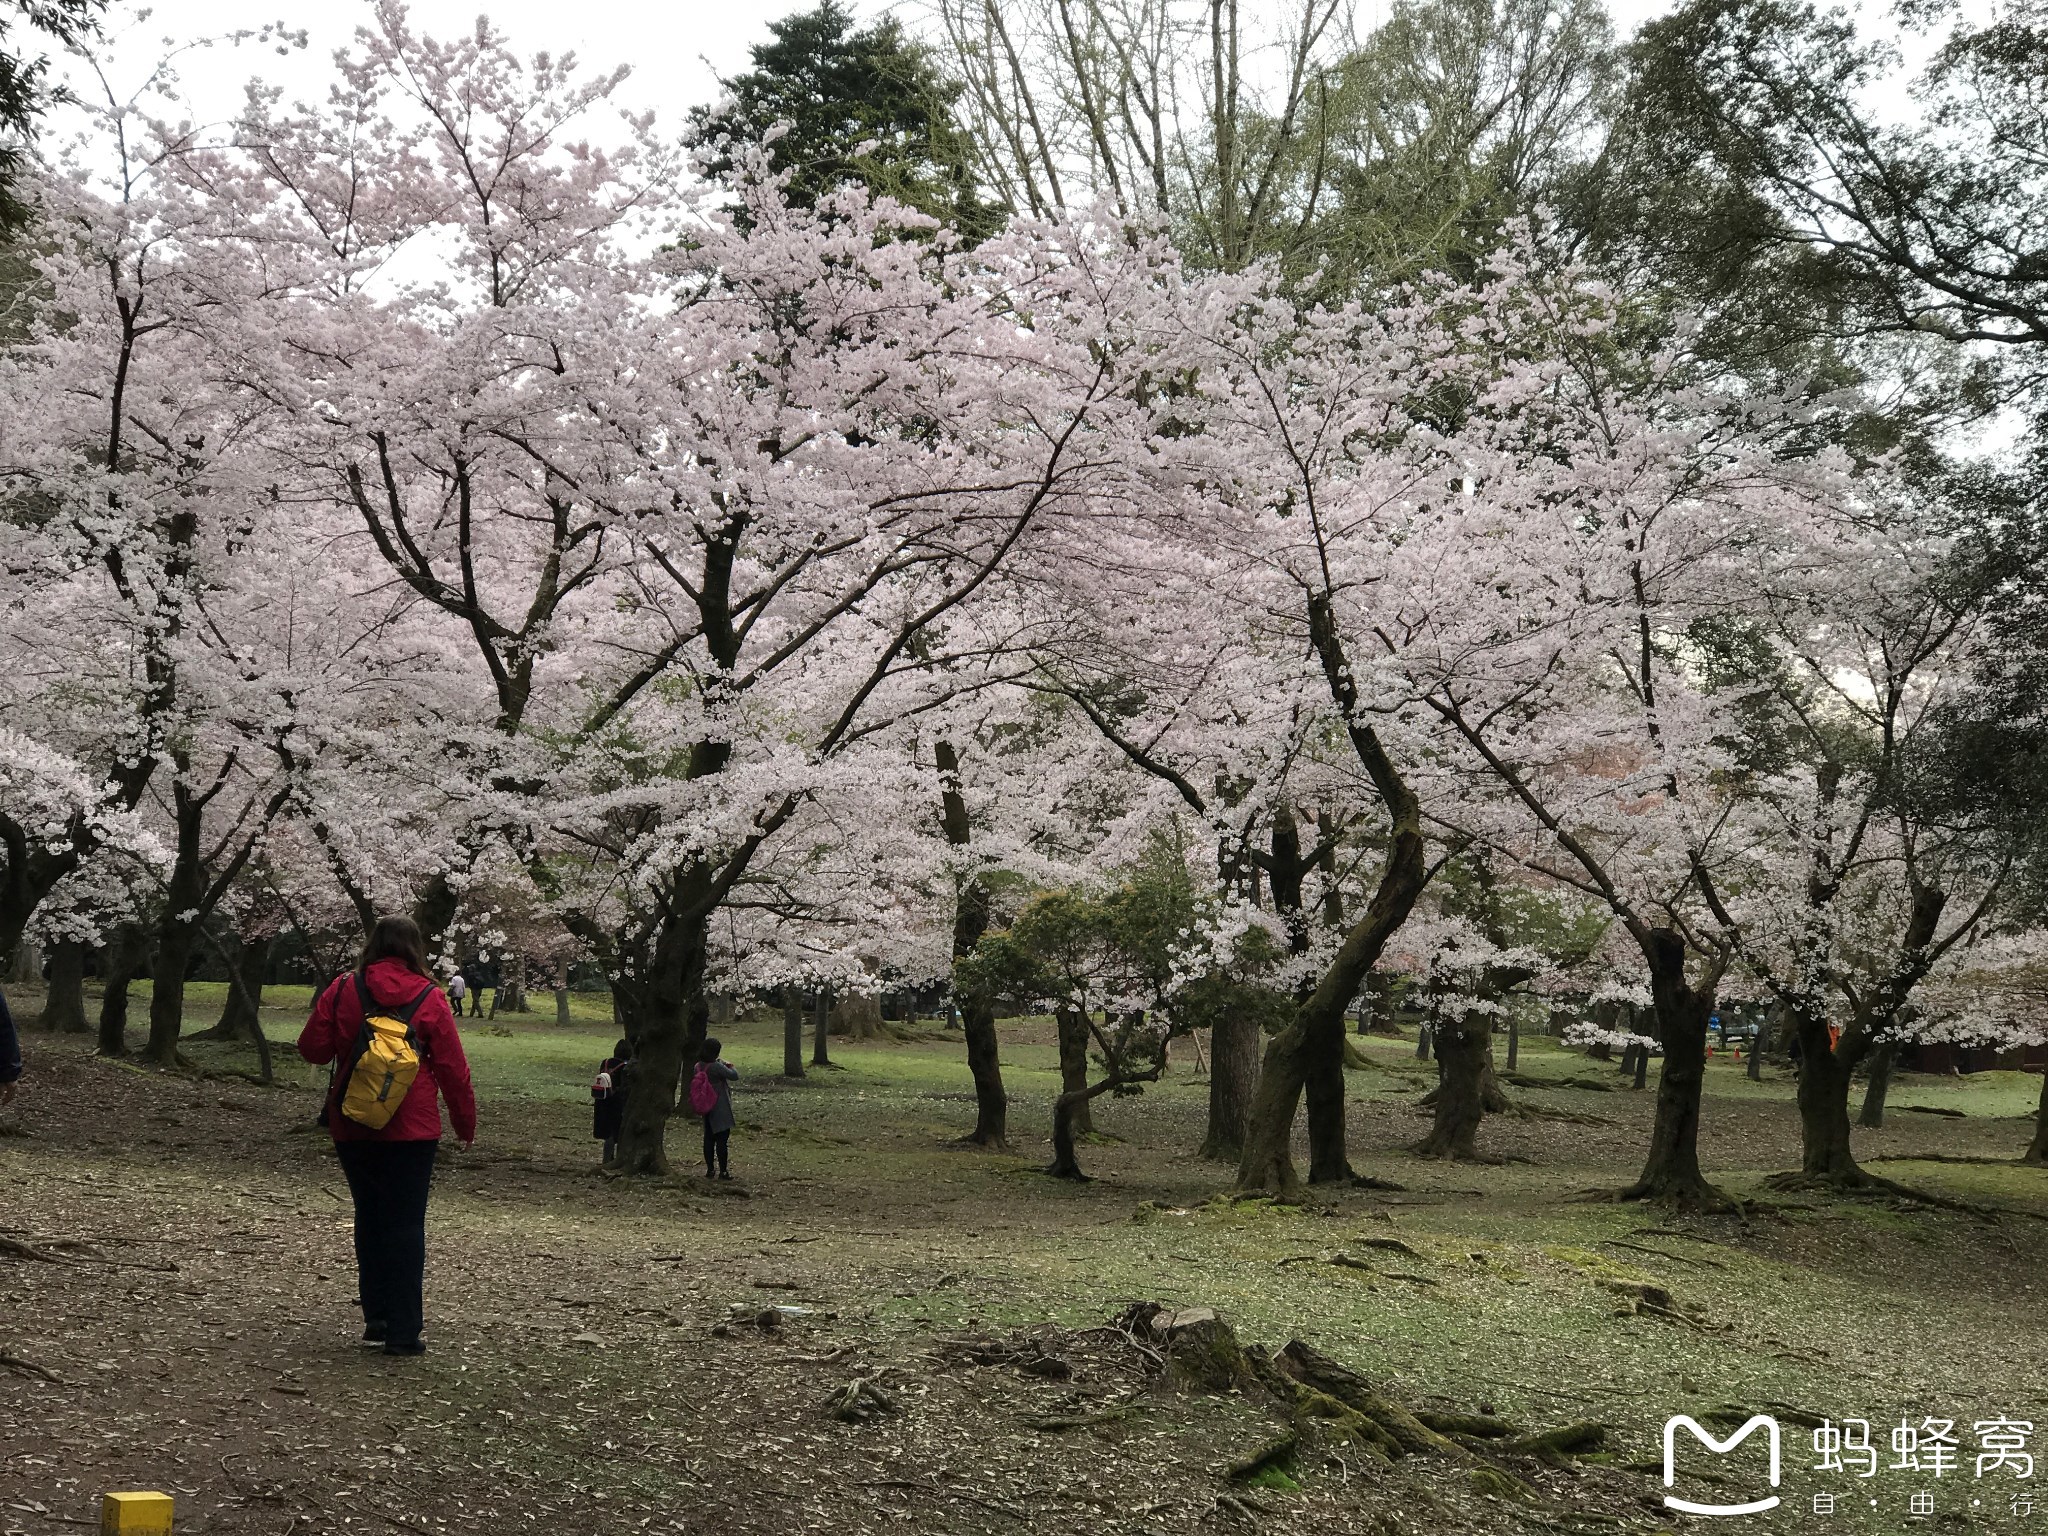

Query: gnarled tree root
[1123,1306,1606,1500]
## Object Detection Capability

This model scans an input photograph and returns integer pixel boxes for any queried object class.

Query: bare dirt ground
[3,1005,2045,1536]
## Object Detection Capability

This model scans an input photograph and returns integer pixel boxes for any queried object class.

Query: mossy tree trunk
[2024,1068,2048,1165]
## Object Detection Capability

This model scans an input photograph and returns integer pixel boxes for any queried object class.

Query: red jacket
[298,958,477,1144]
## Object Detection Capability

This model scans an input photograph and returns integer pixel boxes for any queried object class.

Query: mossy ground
[2,985,2043,1534]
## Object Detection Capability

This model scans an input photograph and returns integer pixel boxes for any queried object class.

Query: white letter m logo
[1663,1415,1782,1516]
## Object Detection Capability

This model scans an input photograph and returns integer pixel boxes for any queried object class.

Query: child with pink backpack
[690,1038,739,1179]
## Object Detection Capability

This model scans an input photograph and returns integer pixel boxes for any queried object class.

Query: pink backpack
[688,1064,718,1115]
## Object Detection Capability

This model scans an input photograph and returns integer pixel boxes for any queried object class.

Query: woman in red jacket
[298,916,477,1356]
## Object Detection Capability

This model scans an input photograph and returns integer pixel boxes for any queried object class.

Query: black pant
[703,1123,729,1173]
[336,1140,437,1345]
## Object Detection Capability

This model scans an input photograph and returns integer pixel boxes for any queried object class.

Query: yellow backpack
[337,975,437,1130]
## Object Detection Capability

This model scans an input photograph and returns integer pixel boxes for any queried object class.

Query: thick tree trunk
[1858,1040,1897,1129]
[36,940,88,1034]
[193,933,269,1042]
[960,998,1007,1148]
[1415,1012,1491,1160]
[1200,1011,1260,1161]
[782,988,805,1078]
[1633,1042,1649,1091]
[143,926,198,1067]
[1615,928,1723,1208]
[2025,1069,2048,1166]
[1413,966,1529,1160]
[1304,1023,1351,1182]
[97,927,145,1058]
[1363,971,1400,1036]
[1785,885,1942,1184]
[613,910,707,1176]
[833,993,882,1039]
[1054,1007,1095,1136]
[1791,1008,1864,1182]
[142,920,202,1067]
[812,986,832,1067]
[497,954,528,1013]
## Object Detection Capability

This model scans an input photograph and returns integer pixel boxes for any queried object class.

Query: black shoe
[718,1169,732,1180]
[382,1338,426,1356]
[359,1323,389,1347]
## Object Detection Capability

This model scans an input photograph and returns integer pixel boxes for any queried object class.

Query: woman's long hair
[358,915,430,978]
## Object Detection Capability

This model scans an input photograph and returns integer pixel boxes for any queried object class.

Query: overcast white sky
[55,0,1683,145]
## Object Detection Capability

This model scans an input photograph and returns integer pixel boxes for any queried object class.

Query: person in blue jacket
[0,983,22,1105]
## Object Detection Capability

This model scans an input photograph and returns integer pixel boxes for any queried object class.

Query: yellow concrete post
[100,1491,173,1535]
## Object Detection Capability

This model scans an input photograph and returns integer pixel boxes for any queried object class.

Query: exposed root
[932,1333,1072,1379]
[1763,1167,1991,1215]
[1603,1176,1744,1216]
[0,1350,61,1382]
[1409,1137,1510,1164]
[821,1376,898,1422]
[0,1234,69,1264]
[1505,1102,1615,1127]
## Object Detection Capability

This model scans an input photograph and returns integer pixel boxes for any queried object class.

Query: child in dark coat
[693,1037,738,1179]
[591,1038,632,1165]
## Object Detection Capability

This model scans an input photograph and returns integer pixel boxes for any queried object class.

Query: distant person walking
[447,970,467,1015]
[591,1037,633,1166]
[0,982,21,1106]
[299,916,476,1356]
[464,958,493,1018]
[691,1037,739,1179]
